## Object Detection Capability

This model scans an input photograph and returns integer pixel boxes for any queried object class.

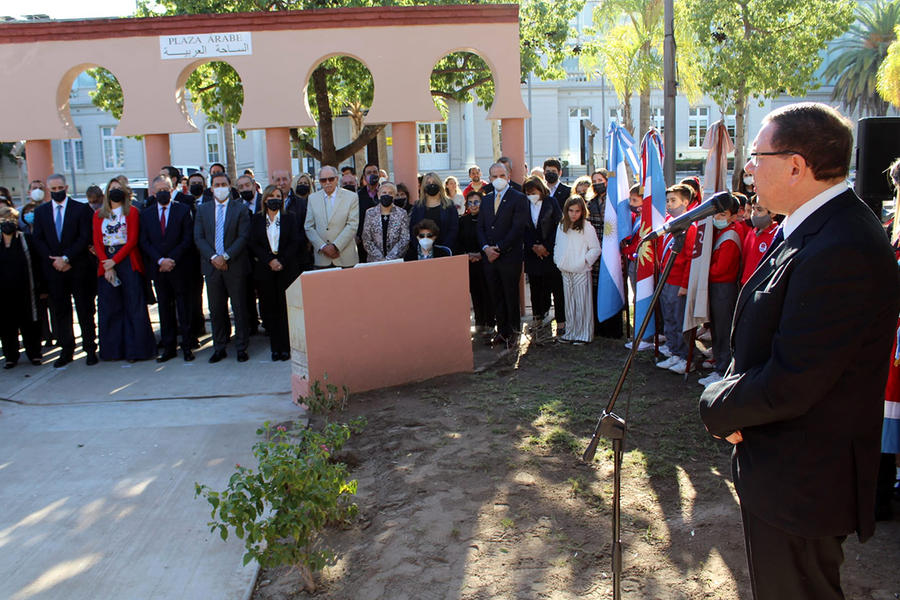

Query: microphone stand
[582,230,687,600]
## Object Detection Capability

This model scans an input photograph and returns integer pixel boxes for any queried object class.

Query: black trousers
[206,268,248,353]
[468,261,495,328]
[483,260,521,338]
[47,270,96,358]
[528,269,565,323]
[189,252,205,340]
[154,272,192,353]
[257,279,290,354]
[741,506,846,600]
[0,295,41,364]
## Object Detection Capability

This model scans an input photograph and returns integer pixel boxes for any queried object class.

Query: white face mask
[743,175,754,186]
[418,236,434,251]
[30,188,45,202]
[527,194,541,204]
[213,186,231,201]
[492,178,508,192]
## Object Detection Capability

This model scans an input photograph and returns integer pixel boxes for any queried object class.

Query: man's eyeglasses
[319,177,336,183]
[748,150,804,166]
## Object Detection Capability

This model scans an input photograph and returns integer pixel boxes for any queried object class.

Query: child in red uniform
[698,194,742,387]
[656,184,697,374]
[740,197,780,285]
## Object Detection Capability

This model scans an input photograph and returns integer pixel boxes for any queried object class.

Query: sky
[0,0,140,19]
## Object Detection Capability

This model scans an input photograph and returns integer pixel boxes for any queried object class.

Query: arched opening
[175,60,245,179]
[429,51,497,173]
[300,54,379,171]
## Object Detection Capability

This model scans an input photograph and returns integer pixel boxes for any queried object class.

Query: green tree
[681,0,854,188]
[823,0,900,117]
[91,0,584,169]
[877,25,900,108]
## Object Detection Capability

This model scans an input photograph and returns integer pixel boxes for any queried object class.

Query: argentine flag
[635,129,667,338]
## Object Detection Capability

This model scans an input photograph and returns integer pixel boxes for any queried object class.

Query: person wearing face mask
[236,174,264,336]
[31,173,97,367]
[28,180,47,205]
[291,173,315,271]
[542,158,571,206]
[737,166,756,201]
[194,172,252,363]
[477,162,528,346]
[184,172,208,344]
[586,169,625,339]
[457,190,495,337]
[248,185,301,362]
[654,184,698,375]
[405,219,451,261]
[697,194,743,388]
[0,207,43,368]
[522,176,565,335]
[739,197,781,286]
[409,172,459,251]
[92,178,156,362]
[361,181,410,262]
[140,175,195,362]
[394,183,412,213]
[356,163,381,263]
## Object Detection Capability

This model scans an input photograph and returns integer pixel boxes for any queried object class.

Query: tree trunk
[377,128,389,176]
[639,87,650,140]
[491,120,501,162]
[312,66,337,167]
[223,120,237,182]
[349,106,367,173]
[622,94,634,138]
[732,91,747,190]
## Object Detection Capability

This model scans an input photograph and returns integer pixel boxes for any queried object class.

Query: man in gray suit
[194,172,251,363]
[305,165,360,268]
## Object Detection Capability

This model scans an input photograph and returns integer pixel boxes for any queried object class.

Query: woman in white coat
[553,196,601,344]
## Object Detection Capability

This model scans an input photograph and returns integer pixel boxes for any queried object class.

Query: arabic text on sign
[160,32,253,60]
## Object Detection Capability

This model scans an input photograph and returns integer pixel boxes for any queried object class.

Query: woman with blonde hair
[92,177,156,361]
[409,171,458,250]
[572,175,592,200]
[554,195,601,344]
[444,175,465,216]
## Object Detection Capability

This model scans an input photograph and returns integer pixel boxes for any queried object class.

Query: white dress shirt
[266,212,280,254]
[781,182,848,241]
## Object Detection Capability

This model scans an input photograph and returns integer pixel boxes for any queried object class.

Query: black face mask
[367,173,379,186]
[545,171,559,184]
[592,182,607,196]
[295,184,310,197]
[109,188,126,204]
[265,198,283,211]
[630,205,641,214]
[0,221,17,235]
[50,190,67,203]
[424,183,441,197]
[342,184,357,192]
[239,190,255,202]
[394,197,408,208]
[189,183,204,197]
[154,190,170,205]
[379,194,394,207]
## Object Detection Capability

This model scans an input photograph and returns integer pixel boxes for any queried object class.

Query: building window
[417,122,448,155]
[609,108,623,125]
[62,128,84,171]
[101,126,125,170]
[206,125,220,164]
[724,111,737,141]
[688,107,709,148]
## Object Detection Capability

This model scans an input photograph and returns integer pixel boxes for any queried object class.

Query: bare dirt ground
[252,335,900,600]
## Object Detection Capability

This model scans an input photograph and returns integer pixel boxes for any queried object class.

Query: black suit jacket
[247,211,301,288]
[523,197,562,275]
[699,189,900,542]
[550,183,571,205]
[31,198,94,279]
[139,201,194,280]
[477,188,527,264]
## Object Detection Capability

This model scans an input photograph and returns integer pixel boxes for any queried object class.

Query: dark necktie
[160,206,167,236]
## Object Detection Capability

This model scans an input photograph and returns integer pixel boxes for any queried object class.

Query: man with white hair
[304,165,359,268]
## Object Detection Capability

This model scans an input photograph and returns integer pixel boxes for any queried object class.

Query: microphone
[641,191,733,242]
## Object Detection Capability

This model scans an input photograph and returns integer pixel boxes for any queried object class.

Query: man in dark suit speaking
[699,103,900,599]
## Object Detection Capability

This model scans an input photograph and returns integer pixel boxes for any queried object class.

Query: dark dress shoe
[54,356,73,368]
[190,339,201,350]
[85,352,99,366]
[4,361,17,369]
[271,352,279,362]
[156,350,177,363]
[279,352,290,361]
[236,351,249,362]
[183,349,195,362]
[208,350,227,364]
[30,358,42,366]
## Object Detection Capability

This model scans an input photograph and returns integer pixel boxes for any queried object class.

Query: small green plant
[298,373,350,416]
[195,417,366,593]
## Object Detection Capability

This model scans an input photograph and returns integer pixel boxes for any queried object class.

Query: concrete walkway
[0,334,303,600]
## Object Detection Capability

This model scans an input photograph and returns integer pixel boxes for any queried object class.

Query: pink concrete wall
[291,256,473,398]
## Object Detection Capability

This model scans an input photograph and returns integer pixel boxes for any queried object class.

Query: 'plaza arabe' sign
[160,32,253,60]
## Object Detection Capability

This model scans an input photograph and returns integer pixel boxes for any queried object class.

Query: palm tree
[824,0,900,116]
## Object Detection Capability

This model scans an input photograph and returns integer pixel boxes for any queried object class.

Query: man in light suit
[699,103,900,600]
[194,172,251,363]
[304,165,359,268]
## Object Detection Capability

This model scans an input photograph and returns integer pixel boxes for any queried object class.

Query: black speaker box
[855,116,900,215]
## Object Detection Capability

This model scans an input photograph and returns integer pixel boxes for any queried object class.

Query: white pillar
[464,101,476,168]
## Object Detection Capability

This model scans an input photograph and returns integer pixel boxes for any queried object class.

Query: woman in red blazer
[92,179,156,361]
